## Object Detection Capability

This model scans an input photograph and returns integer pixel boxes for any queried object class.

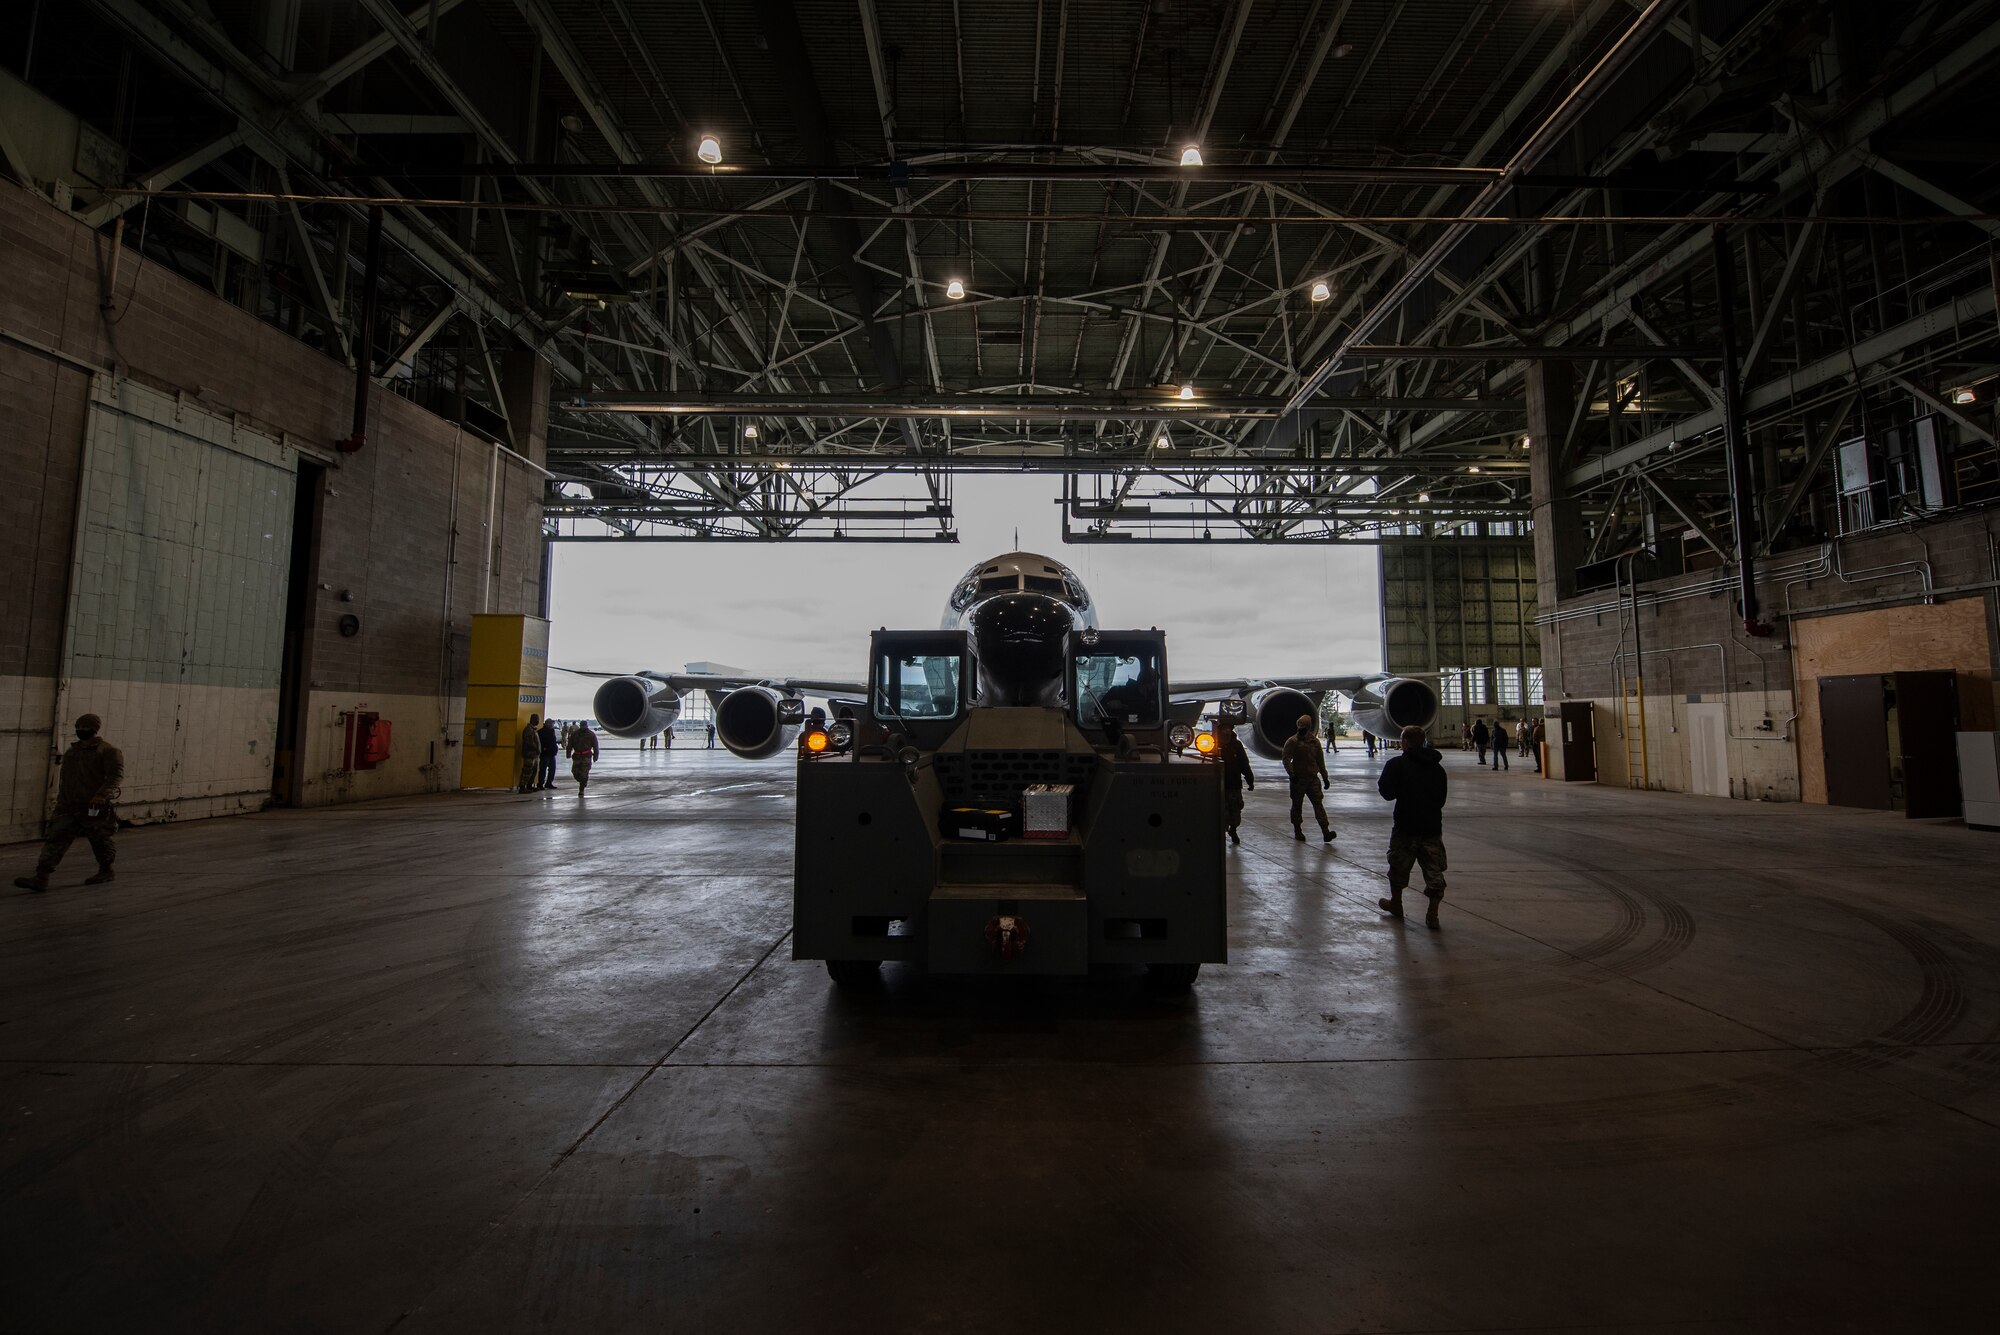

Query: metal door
[1687,703,1729,797]
[1558,701,1595,782]
[1819,674,1891,809]
[1892,670,1961,818]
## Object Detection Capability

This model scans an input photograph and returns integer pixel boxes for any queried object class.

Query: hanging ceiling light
[742,423,759,439]
[1953,386,1978,405]
[1180,144,1204,167]
[1417,492,1430,503]
[696,134,723,165]
[1155,430,1172,449]
[945,277,966,300]
[1468,464,1481,473]
[1309,280,1331,303]
[1520,435,1532,449]
[1177,382,1196,400]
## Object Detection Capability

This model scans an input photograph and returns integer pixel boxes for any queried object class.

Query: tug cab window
[874,651,963,719]
[1074,650,1164,727]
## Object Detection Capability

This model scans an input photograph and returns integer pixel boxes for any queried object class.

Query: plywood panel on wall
[1791,597,1998,804]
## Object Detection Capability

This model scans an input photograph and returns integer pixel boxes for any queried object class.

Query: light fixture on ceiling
[1309,280,1331,303]
[742,423,759,439]
[945,277,966,300]
[1155,429,1171,449]
[1180,144,1204,167]
[1953,386,1978,405]
[1468,464,1481,473]
[1417,492,1430,503]
[1520,435,1532,449]
[696,134,723,165]
[1178,382,1196,400]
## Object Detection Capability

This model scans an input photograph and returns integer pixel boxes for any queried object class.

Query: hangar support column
[1526,360,1586,610]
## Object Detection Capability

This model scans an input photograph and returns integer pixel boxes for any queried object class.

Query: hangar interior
[4,1,2000,1331]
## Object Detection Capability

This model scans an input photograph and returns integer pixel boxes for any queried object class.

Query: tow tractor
[791,627,1232,988]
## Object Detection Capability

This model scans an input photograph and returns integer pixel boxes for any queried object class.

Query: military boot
[85,866,115,885]
[1292,825,1305,842]
[1425,894,1442,930]
[1378,893,1404,919]
[14,875,48,892]
[1321,824,1336,843]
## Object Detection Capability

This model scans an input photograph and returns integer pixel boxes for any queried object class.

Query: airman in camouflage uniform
[1281,713,1335,843]
[16,713,124,892]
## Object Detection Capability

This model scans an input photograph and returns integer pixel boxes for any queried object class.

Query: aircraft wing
[1167,675,1374,699]
[554,665,868,697]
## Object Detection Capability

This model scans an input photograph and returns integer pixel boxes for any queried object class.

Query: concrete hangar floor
[3,747,1996,1333]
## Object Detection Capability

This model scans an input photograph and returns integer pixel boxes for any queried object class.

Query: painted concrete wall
[0,180,547,840]
[1539,511,2000,803]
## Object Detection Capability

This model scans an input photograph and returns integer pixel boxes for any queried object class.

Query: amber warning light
[1194,731,1219,756]
[805,730,830,753]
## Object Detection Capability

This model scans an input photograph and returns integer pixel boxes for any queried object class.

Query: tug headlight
[1167,722,1194,750]
[829,722,852,748]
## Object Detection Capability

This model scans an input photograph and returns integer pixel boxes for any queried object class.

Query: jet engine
[1350,676,1439,741]
[1247,686,1318,758]
[713,685,799,760]
[591,675,682,739]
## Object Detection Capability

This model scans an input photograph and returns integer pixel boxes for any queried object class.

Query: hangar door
[55,377,299,824]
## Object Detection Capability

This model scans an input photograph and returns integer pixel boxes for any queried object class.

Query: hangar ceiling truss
[10,0,2000,546]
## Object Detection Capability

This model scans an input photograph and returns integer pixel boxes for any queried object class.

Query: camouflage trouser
[37,808,116,877]
[571,756,593,785]
[1289,779,1329,832]
[519,755,539,791]
[1223,787,1245,830]
[1387,830,1447,898]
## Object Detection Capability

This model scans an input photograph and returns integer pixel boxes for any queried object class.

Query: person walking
[1364,731,1378,759]
[1220,725,1255,847]
[1530,717,1546,772]
[1472,716,1490,765]
[537,716,559,789]
[1490,719,1510,771]
[567,720,600,796]
[1377,725,1449,929]
[1281,713,1336,843]
[518,714,543,793]
[663,725,673,750]
[706,722,716,749]
[15,713,124,892]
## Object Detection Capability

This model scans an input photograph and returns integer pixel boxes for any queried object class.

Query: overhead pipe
[1280,0,1685,417]
[337,205,384,454]
[558,391,1523,419]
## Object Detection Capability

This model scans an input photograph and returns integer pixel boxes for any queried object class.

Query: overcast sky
[544,475,1383,718]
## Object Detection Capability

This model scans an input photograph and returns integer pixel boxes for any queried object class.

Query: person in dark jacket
[537,717,559,789]
[1219,726,1256,846]
[518,714,542,793]
[1490,718,1510,771]
[1471,716,1489,764]
[16,713,124,892]
[1377,724,1449,928]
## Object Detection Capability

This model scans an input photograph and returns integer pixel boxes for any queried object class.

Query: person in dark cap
[1219,724,1255,847]
[537,715,559,789]
[16,713,124,892]
[1377,725,1449,928]
[1281,712,1335,843]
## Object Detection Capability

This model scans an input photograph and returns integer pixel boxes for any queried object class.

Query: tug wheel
[1146,962,1200,992]
[826,959,882,987]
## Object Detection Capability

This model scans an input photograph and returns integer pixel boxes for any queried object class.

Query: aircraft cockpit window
[874,652,963,720]
[1074,651,1164,727]
[978,575,1019,594]
[1023,575,1064,595]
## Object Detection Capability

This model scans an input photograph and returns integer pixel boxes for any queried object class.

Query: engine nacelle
[1247,686,1317,758]
[592,676,683,739]
[713,685,799,760]
[1351,676,1439,741]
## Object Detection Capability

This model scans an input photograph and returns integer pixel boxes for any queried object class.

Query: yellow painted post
[463,614,550,789]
